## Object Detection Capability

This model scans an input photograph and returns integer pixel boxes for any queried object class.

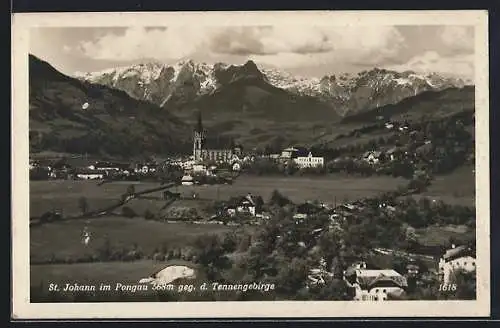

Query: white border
[11,10,490,319]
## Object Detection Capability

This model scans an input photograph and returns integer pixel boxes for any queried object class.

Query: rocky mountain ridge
[75,60,470,116]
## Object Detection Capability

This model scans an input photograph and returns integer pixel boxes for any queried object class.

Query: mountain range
[75,60,470,117]
[30,54,474,157]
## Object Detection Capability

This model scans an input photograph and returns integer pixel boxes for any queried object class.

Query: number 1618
[439,283,457,292]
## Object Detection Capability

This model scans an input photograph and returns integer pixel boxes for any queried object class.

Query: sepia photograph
[12,10,490,318]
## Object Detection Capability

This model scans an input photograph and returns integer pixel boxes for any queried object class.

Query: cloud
[62,45,72,54]
[75,25,406,66]
[387,50,474,80]
[66,25,474,80]
[439,26,474,54]
[78,26,212,61]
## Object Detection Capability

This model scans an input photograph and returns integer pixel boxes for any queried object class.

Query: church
[193,112,242,163]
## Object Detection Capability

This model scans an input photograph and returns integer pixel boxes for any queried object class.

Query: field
[30,175,408,218]
[29,180,164,217]
[416,164,476,207]
[30,216,233,263]
[30,175,406,263]
[415,225,475,247]
[173,174,408,205]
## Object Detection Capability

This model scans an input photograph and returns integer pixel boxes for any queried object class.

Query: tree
[144,209,155,220]
[449,269,476,300]
[308,277,352,300]
[78,196,89,215]
[221,232,238,253]
[269,190,292,207]
[97,235,112,261]
[192,234,231,280]
[275,257,309,297]
[126,184,136,195]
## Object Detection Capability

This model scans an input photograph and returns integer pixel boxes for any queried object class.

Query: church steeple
[193,111,205,162]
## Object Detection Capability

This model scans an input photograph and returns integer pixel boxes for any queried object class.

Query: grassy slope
[341,87,474,124]
[29,55,190,156]
[414,164,476,207]
[415,225,475,247]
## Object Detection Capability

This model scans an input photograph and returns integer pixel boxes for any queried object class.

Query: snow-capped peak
[73,60,470,115]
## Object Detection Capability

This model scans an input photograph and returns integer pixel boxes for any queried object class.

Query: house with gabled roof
[293,202,324,220]
[343,262,408,301]
[225,193,262,217]
[438,244,476,284]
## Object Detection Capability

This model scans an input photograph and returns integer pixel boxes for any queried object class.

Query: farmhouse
[343,262,408,301]
[192,164,207,173]
[225,193,262,217]
[29,159,38,170]
[181,174,194,186]
[385,147,399,161]
[438,244,476,284]
[363,151,383,164]
[88,161,122,172]
[280,147,299,159]
[134,162,158,174]
[406,263,420,277]
[231,161,242,171]
[294,202,323,220]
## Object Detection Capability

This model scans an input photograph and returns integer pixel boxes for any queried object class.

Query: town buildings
[278,147,324,168]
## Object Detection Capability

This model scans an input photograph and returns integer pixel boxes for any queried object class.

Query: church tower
[193,111,205,162]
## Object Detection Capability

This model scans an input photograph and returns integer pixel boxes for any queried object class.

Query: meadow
[30,216,233,263]
[415,225,475,247]
[29,180,164,217]
[172,174,408,205]
[416,164,475,207]
[30,174,408,218]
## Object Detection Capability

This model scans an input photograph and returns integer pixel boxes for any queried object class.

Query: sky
[30,25,475,80]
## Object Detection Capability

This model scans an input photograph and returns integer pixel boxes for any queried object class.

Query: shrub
[144,209,156,220]
[122,206,137,218]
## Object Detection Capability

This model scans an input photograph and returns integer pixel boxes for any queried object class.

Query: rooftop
[442,245,475,261]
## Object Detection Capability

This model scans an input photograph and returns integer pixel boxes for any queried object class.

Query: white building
[439,245,476,284]
[363,151,382,165]
[281,147,299,159]
[343,262,407,301]
[231,162,242,171]
[181,174,194,186]
[76,171,105,180]
[293,152,324,168]
[192,164,207,173]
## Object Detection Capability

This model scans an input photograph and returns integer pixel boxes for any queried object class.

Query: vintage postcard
[12,10,490,318]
